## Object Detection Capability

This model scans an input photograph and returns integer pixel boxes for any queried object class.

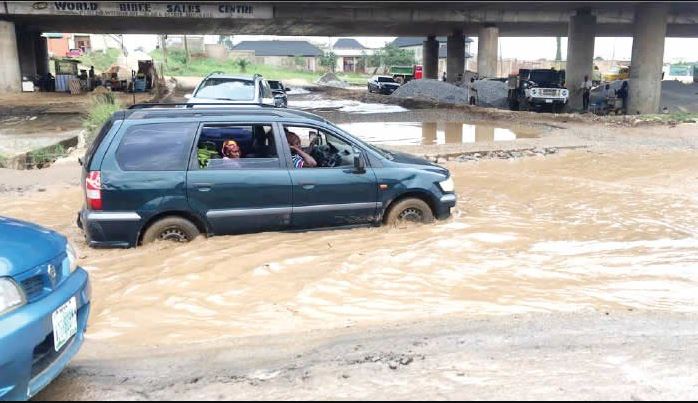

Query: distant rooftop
[333,38,367,50]
[232,40,323,57]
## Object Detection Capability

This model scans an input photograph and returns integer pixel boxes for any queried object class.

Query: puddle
[1,149,698,347]
[289,99,408,114]
[336,121,539,145]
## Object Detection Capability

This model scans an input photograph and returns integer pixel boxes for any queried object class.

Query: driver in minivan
[285,130,317,168]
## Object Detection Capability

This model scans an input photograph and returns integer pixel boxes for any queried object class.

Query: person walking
[442,71,447,82]
[616,81,629,115]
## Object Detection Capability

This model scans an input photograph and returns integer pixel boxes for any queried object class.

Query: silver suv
[185,72,276,106]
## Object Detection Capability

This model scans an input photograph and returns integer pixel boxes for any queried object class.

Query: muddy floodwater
[337,121,539,145]
[1,149,697,349]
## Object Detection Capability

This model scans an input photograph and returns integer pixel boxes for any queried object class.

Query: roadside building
[331,38,374,73]
[389,36,474,77]
[44,33,123,58]
[231,40,323,72]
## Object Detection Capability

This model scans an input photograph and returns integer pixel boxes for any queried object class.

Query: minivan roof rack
[127,103,276,109]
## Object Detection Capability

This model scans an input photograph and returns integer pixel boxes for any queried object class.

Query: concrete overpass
[2,1,698,113]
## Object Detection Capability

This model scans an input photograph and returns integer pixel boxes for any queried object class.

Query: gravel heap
[315,72,349,88]
[470,79,509,109]
[391,79,470,105]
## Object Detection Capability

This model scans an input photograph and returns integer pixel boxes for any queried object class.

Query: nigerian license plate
[52,297,77,352]
[545,99,553,103]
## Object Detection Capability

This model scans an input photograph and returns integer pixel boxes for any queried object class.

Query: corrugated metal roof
[333,38,367,49]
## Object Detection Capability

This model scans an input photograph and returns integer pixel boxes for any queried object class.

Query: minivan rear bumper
[78,209,142,248]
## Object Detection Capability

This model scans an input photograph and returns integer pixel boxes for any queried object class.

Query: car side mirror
[184,93,192,99]
[285,87,291,92]
[353,150,365,173]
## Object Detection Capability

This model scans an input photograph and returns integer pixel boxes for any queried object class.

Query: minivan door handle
[193,182,213,192]
[299,182,315,190]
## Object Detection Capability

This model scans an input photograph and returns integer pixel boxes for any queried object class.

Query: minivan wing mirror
[353,150,366,173]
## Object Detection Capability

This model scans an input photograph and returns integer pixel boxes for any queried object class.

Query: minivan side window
[283,125,355,168]
[115,123,198,171]
[195,124,280,170]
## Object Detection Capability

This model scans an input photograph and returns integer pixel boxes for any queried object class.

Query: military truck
[507,68,569,113]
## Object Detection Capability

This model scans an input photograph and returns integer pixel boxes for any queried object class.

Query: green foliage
[27,144,66,168]
[82,92,122,146]
[149,48,325,81]
[76,48,123,73]
[293,55,307,68]
[319,52,338,72]
[235,58,251,73]
[0,153,7,168]
[365,44,415,68]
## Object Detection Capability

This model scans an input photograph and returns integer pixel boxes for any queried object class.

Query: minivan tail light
[86,171,102,210]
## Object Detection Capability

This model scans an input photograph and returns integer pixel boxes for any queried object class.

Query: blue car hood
[388,150,449,175]
[0,216,65,277]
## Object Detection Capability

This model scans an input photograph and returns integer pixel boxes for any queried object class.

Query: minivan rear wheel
[385,198,434,226]
[142,217,200,245]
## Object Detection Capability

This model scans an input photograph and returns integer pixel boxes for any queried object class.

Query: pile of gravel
[470,79,509,109]
[391,79,470,105]
[316,72,349,88]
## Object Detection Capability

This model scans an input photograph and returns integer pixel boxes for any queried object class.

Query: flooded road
[2,149,697,349]
[337,121,539,145]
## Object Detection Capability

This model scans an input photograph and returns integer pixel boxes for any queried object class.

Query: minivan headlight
[66,242,78,274]
[0,277,25,316]
[438,177,455,192]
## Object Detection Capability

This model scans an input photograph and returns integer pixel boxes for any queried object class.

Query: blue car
[0,217,91,400]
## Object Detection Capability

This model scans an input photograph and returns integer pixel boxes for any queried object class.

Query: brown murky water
[337,121,539,145]
[1,149,697,348]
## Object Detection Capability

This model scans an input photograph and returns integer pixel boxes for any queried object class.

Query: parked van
[77,104,457,248]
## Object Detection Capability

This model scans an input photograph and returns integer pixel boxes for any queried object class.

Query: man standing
[581,75,592,112]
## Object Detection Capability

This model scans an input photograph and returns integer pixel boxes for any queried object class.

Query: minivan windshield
[194,78,256,100]
[328,122,394,160]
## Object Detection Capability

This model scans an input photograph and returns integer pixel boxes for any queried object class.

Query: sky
[121,34,698,63]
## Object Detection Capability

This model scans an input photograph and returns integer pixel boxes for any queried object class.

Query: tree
[235,59,250,73]
[319,52,338,72]
[366,44,415,68]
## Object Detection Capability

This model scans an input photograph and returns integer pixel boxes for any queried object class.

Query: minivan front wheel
[142,217,201,245]
[385,198,435,226]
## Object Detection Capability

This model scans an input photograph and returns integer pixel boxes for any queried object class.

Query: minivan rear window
[115,123,198,171]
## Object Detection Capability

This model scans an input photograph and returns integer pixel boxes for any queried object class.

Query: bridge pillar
[628,3,668,115]
[35,35,49,76]
[0,21,21,93]
[16,28,41,79]
[447,29,465,83]
[477,24,498,78]
[566,9,596,112]
[423,35,439,80]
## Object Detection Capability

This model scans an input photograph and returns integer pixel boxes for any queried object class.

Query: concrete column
[477,24,498,78]
[16,28,40,79]
[35,35,49,76]
[447,29,465,83]
[422,35,439,80]
[566,9,597,112]
[628,3,668,115]
[0,21,22,93]
[445,122,462,144]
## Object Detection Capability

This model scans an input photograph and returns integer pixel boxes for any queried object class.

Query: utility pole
[160,35,168,68]
[183,35,190,64]
[555,36,562,69]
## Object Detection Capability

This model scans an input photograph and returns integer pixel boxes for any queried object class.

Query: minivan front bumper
[435,193,457,219]
[0,268,91,400]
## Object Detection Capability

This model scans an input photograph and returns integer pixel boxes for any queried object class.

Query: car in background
[367,75,401,95]
[185,72,276,106]
[0,216,91,400]
[267,80,289,108]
